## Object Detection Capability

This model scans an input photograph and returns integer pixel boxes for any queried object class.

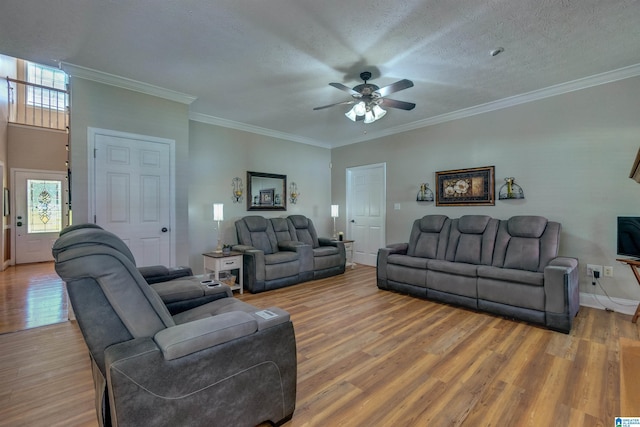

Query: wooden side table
[203,252,243,294]
[339,239,356,269]
[616,258,640,323]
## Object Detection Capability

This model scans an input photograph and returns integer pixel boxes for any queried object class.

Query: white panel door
[94,132,172,267]
[347,163,386,266]
[14,170,69,264]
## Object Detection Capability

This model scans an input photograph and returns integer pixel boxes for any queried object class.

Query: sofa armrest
[544,256,579,315]
[232,244,256,252]
[154,312,258,360]
[386,242,409,254]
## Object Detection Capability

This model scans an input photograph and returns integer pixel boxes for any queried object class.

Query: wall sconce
[232,177,243,203]
[331,204,339,238]
[289,182,300,204]
[498,177,525,200]
[416,183,434,202]
[213,203,224,252]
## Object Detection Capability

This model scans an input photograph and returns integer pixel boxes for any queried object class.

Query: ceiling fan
[313,71,416,123]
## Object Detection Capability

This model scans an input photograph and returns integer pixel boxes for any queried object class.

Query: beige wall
[69,77,191,265]
[188,120,331,272]
[332,75,640,302]
[7,125,67,172]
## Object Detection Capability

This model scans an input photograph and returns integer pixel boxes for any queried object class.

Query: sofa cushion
[458,215,491,234]
[313,246,339,257]
[264,251,299,265]
[288,215,320,248]
[270,218,296,243]
[388,254,429,269]
[237,216,278,254]
[477,265,544,286]
[446,216,498,266]
[428,259,477,277]
[407,215,450,259]
[507,216,548,238]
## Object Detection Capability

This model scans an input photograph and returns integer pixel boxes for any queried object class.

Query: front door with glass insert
[14,170,69,264]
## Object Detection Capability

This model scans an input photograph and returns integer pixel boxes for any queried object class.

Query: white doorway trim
[87,127,176,265]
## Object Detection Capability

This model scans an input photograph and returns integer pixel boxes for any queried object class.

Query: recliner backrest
[492,216,560,272]
[445,215,499,265]
[53,241,175,375]
[407,215,450,259]
[235,216,279,254]
[53,225,137,265]
[270,217,297,243]
[287,215,320,248]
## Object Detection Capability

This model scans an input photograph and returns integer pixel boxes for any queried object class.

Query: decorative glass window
[27,179,63,233]
[26,62,68,111]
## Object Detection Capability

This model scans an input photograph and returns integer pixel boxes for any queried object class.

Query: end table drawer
[219,257,242,269]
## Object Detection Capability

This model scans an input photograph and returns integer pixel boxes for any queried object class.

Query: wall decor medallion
[435,166,495,206]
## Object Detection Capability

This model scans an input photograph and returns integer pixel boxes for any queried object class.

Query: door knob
[161,227,168,232]
[350,219,355,223]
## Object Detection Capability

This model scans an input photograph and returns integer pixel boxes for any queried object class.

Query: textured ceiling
[1,0,639,148]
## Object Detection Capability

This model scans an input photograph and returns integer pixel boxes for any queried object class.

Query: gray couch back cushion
[288,215,320,248]
[446,215,499,265]
[235,216,278,254]
[271,218,296,243]
[407,215,450,259]
[53,226,137,265]
[492,216,560,272]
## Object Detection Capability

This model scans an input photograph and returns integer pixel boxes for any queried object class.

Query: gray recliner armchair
[287,215,346,279]
[52,230,297,427]
[59,223,193,284]
[234,216,313,293]
[57,225,214,314]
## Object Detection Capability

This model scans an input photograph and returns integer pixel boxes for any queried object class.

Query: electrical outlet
[604,266,613,277]
[586,264,603,278]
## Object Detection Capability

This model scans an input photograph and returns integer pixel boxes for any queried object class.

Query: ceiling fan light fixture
[372,104,386,120]
[354,101,366,116]
[345,106,358,121]
[363,110,376,123]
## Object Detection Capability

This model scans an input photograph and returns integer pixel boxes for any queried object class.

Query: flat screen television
[617,216,640,258]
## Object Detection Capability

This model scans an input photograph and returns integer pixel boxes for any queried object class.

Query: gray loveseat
[234,215,346,293]
[377,215,579,333]
[52,225,297,427]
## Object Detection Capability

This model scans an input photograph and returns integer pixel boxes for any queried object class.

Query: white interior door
[92,129,174,267]
[346,163,386,266]
[14,169,69,264]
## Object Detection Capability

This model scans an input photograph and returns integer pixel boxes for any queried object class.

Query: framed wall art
[435,166,495,206]
[259,188,275,206]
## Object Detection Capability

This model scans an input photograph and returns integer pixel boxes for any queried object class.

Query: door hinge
[94,215,97,223]
[93,148,97,158]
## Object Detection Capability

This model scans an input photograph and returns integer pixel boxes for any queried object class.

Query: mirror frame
[246,171,287,211]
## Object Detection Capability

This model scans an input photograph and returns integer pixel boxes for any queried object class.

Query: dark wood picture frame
[435,166,495,206]
[246,171,287,211]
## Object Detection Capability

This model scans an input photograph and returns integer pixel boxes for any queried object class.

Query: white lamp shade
[354,101,366,116]
[372,104,386,120]
[213,203,224,221]
[363,110,375,123]
[345,106,357,121]
[331,204,339,218]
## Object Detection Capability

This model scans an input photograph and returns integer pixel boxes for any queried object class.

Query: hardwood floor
[0,262,68,335]
[0,264,638,426]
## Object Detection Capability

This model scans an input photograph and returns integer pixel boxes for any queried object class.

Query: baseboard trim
[580,292,639,316]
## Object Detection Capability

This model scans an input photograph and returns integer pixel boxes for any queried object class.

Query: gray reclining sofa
[52,227,297,426]
[377,215,579,333]
[234,215,345,293]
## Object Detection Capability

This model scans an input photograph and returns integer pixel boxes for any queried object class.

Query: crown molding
[60,62,197,105]
[189,112,331,149]
[332,63,640,148]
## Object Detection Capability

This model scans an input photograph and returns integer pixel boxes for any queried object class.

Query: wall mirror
[246,171,287,211]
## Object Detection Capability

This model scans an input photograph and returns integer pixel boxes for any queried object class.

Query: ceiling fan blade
[376,79,414,97]
[313,100,354,111]
[329,82,360,96]
[380,98,416,110]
